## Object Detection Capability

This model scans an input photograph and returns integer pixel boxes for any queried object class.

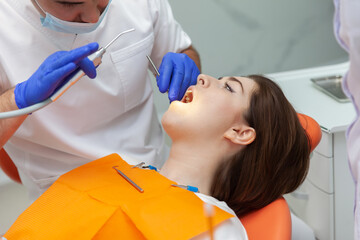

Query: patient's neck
[159,142,221,196]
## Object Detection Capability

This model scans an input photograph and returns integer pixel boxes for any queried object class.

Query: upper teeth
[184,90,192,103]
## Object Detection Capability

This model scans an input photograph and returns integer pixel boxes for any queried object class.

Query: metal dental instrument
[0,28,135,119]
[146,55,160,77]
[146,55,170,94]
[112,166,144,193]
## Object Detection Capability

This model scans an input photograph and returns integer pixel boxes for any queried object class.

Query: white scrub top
[0,0,191,200]
[334,0,360,238]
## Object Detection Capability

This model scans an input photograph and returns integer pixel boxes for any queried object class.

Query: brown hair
[210,75,310,217]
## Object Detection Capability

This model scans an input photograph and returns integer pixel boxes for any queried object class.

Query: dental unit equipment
[0,28,135,119]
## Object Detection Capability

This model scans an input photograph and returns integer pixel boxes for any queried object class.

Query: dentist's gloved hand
[157,52,200,102]
[14,42,99,109]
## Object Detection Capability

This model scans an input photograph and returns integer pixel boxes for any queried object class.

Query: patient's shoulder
[193,193,249,240]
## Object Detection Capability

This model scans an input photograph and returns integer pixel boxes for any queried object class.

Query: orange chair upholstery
[0,148,21,183]
[297,113,322,152]
[240,113,321,240]
[241,197,292,240]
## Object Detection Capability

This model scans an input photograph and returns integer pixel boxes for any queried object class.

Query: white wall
[0,171,10,185]
[168,0,347,76]
[152,0,348,118]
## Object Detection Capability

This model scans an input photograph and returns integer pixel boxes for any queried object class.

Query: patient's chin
[161,109,184,139]
[161,111,173,134]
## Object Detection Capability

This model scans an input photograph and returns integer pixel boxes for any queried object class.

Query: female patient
[3,74,310,240]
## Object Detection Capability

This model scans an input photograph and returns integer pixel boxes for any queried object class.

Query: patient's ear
[224,126,256,146]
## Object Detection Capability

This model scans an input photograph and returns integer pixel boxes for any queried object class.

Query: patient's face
[162,74,257,140]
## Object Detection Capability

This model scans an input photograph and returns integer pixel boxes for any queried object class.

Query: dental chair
[0,148,21,183]
[0,114,322,239]
[240,113,322,240]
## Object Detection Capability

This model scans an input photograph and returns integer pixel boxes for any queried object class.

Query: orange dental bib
[4,154,233,240]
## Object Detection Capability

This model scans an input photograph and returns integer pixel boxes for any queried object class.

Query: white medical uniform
[195,193,248,240]
[334,0,360,238]
[0,0,191,200]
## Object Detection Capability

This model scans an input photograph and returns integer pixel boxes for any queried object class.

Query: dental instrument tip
[104,28,135,50]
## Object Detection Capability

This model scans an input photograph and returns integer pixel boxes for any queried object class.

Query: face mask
[34,0,111,34]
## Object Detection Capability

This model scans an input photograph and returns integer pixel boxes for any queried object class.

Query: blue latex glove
[14,42,99,109]
[157,52,200,102]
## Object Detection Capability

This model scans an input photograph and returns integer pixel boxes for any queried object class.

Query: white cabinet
[286,131,354,240]
[268,62,355,240]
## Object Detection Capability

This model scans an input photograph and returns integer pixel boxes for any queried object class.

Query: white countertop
[267,62,356,133]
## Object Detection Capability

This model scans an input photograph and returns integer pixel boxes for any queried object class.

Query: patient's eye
[218,77,235,93]
[224,82,234,93]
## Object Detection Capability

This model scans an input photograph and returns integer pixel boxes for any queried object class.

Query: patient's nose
[197,74,210,88]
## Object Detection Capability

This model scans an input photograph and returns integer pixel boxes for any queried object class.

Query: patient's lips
[182,89,193,103]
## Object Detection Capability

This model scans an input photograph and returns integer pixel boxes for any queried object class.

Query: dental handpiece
[0,28,135,119]
[51,28,135,101]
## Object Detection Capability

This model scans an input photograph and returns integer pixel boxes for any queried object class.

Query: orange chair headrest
[297,113,322,152]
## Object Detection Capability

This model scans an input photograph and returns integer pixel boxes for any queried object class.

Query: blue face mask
[34,0,111,34]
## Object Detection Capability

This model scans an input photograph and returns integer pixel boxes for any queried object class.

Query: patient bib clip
[171,184,199,193]
[132,162,158,171]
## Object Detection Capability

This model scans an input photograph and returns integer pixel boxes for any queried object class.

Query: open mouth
[182,89,193,103]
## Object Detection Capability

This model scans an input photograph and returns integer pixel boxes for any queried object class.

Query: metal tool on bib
[113,165,144,193]
[0,28,135,119]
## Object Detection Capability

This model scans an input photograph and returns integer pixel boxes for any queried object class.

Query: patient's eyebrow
[218,76,244,93]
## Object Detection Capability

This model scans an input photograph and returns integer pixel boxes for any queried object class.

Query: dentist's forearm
[0,88,27,148]
[181,45,201,72]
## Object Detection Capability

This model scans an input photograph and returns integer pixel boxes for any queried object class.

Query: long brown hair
[210,75,310,217]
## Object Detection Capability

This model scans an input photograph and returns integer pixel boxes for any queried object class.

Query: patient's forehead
[228,76,258,94]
